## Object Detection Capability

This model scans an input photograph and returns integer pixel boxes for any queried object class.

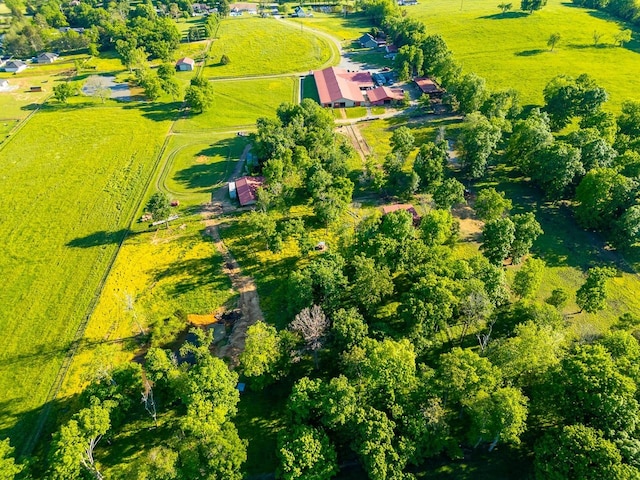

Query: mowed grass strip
[174,76,297,132]
[203,17,335,78]
[0,106,171,450]
[408,0,640,108]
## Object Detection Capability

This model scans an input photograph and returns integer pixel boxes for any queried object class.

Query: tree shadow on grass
[478,163,636,274]
[514,49,546,57]
[478,11,529,19]
[66,229,130,248]
[122,101,182,122]
[171,137,242,191]
[148,256,230,297]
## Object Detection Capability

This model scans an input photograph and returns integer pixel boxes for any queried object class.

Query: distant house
[359,33,378,49]
[232,176,265,206]
[313,66,374,108]
[415,77,444,98]
[4,60,27,73]
[293,5,306,17]
[398,0,418,5]
[176,57,195,71]
[367,86,404,105]
[381,204,421,225]
[229,2,258,14]
[37,52,59,64]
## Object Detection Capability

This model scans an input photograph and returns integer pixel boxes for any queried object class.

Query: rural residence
[37,52,59,64]
[176,57,195,71]
[230,176,265,206]
[359,33,379,49]
[4,60,27,73]
[381,204,421,226]
[367,86,404,105]
[313,66,374,108]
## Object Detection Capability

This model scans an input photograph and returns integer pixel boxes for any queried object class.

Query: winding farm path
[201,145,265,367]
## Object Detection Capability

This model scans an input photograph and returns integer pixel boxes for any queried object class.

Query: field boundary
[0,94,52,153]
[21,112,180,457]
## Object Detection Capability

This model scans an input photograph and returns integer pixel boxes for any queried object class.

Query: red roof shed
[234,176,265,206]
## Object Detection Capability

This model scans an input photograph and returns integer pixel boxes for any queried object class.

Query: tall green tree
[0,439,23,479]
[413,140,448,192]
[576,266,616,314]
[474,188,512,221]
[277,425,338,480]
[535,424,636,480]
[512,257,545,298]
[458,112,502,179]
[480,217,516,265]
[185,77,215,113]
[510,212,543,264]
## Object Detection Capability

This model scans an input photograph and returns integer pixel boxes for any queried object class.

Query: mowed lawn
[203,17,336,78]
[408,0,640,108]
[160,132,248,205]
[0,106,171,451]
[174,76,297,132]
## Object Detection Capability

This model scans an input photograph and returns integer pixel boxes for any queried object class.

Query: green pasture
[298,11,372,43]
[157,132,248,205]
[174,76,297,132]
[0,105,171,452]
[407,0,640,109]
[203,17,336,78]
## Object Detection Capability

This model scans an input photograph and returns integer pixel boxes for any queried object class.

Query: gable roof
[176,57,195,66]
[360,33,374,43]
[6,60,26,68]
[38,52,58,60]
[367,86,404,103]
[235,176,265,206]
[313,67,372,105]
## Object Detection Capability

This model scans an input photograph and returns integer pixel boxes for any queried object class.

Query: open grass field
[158,132,248,205]
[298,11,372,43]
[60,219,236,398]
[174,76,297,132]
[0,105,171,452]
[203,17,336,78]
[406,0,640,109]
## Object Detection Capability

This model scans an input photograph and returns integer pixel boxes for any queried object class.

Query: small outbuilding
[37,52,59,64]
[415,77,444,98]
[0,79,9,88]
[176,57,195,71]
[293,5,307,17]
[233,176,265,207]
[4,60,27,73]
[381,204,421,226]
[367,86,404,105]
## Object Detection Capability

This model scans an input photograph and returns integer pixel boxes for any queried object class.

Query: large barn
[313,67,374,108]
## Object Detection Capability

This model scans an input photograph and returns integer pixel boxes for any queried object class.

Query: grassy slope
[408,0,640,109]
[204,17,334,78]
[0,106,170,450]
